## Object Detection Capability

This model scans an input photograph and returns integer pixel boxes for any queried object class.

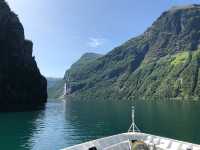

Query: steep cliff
[0,0,47,111]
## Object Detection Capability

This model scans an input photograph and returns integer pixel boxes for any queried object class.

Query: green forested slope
[48,53,102,99]
[65,5,200,101]
[47,78,65,99]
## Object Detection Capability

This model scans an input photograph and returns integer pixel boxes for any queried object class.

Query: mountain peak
[81,52,103,59]
[169,4,200,12]
[141,4,200,60]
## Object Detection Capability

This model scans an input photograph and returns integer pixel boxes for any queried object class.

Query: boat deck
[61,132,200,150]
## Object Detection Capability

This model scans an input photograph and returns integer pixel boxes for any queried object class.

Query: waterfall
[63,82,67,96]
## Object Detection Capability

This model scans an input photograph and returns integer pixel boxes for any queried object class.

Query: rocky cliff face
[64,5,200,101]
[0,0,47,111]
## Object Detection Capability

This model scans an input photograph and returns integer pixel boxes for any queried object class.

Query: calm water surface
[0,99,199,150]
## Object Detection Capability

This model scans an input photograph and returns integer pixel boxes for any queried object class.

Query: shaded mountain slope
[0,0,47,111]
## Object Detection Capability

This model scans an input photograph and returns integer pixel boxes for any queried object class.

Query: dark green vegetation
[0,0,47,111]
[65,53,103,79]
[48,53,102,99]
[64,5,200,101]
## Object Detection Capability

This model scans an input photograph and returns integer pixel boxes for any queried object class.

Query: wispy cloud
[87,37,107,48]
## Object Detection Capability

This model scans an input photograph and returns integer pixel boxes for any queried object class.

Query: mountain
[47,77,62,89]
[47,53,102,99]
[47,77,65,99]
[0,0,47,111]
[64,4,200,101]
[66,52,103,77]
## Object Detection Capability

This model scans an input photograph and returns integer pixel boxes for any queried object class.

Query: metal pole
[132,106,135,132]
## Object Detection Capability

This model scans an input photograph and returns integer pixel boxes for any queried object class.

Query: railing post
[132,106,135,132]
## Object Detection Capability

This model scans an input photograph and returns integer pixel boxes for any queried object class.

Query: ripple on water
[0,100,200,150]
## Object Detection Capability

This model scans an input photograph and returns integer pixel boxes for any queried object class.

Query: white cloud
[87,37,106,48]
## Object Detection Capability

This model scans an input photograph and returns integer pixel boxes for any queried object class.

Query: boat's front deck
[62,132,200,150]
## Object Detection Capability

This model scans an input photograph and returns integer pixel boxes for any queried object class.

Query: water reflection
[0,99,199,150]
[0,110,41,150]
[64,100,132,145]
[135,100,200,144]
[27,101,69,150]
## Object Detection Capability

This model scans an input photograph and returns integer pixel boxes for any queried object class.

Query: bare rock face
[0,0,47,111]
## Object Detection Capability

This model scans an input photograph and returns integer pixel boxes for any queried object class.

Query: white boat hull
[62,132,200,150]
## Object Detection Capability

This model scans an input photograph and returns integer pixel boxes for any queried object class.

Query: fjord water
[0,100,199,150]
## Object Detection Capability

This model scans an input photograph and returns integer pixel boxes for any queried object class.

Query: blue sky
[6,0,200,77]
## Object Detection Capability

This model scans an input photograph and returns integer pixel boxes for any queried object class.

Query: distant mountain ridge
[47,77,65,99]
[47,77,62,89]
[63,4,200,101]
